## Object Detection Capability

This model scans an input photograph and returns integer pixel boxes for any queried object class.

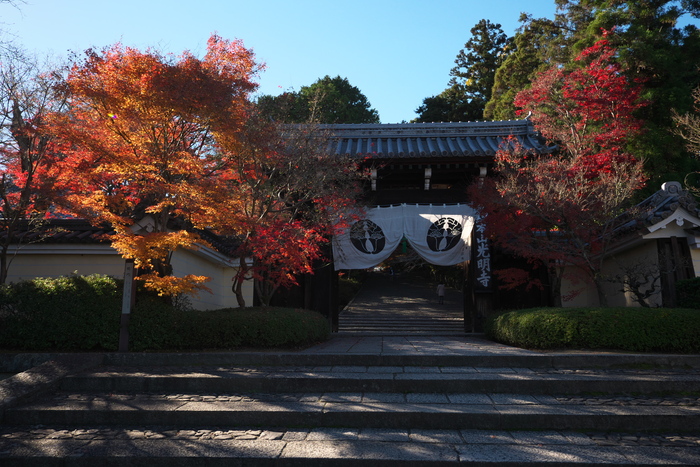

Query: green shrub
[486,307,700,353]
[338,272,364,310]
[129,302,330,351]
[0,275,330,352]
[0,274,121,351]
[676,277,700,309]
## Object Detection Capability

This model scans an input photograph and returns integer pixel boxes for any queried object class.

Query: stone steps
[56,366,700,395]
[2,353,700,465]
[338,315,465,334]
[6,390,700,432]
[6,426,700,466]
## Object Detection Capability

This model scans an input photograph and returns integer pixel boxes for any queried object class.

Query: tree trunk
[594,276,608,307]
[548,264,564,307]
[233,256,248,308]
[0,244,7,285]
[254,277,278,307]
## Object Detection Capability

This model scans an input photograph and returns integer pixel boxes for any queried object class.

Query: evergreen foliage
[0,274,121,350]
[487,307,700,353]
[257,75,379,124]
[485,0,700,194]
[0,275,330,351]
[415,19,510,122]
[676,277,700,308]
[484,14,563,120]
[129,297,329,351]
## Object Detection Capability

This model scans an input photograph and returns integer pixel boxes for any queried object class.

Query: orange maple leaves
[48,35,261,296]
[46,34,361,302]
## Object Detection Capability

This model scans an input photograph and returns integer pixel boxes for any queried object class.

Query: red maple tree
[48,35,260,296]
[0,48,67,284]
[211,114,364,307]
[470,34,647,306]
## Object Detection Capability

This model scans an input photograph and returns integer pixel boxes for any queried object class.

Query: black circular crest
[349,219,385,254]
[427,218,462,252]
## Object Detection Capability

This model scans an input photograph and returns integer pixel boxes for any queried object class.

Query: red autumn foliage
[47,35,261,296]
[470,34,647,306]
[213,112,364,306]
[0,51,68,284]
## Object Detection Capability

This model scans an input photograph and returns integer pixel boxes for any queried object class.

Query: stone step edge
[4,352,700,372]
[58,374,700,395]
[6,403,700,431]
[3,438,699,466]
[103,353,700,369]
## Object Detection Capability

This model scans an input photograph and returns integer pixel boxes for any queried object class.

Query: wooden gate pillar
[307,261,339,332]
[465,220,493,332]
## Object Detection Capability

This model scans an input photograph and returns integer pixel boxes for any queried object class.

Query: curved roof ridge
[320,118,552,159]
[319,119,535,138]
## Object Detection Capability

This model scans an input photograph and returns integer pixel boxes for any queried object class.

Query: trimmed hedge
[0,275,329,351]
[486,307,700,353]
[0,274,121,351]
[676,277,700,309]
[129,296,330,351]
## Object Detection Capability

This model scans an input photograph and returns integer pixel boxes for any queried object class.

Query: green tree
[586,0,700,193]
[257,75,379,124]
[414,87,465,123]
[485,0,604,120]
[485,15,565,120]
[487,0,700,194]
[415,19,510,122]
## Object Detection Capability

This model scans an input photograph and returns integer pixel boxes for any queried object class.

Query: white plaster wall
[560,265,599,307]
[5,244,253,311]
[7,250,125,284]
[169,249,253,310]
[601,242,662,308]
[690,247,700,278]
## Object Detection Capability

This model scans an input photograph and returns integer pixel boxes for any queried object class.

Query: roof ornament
[661,181,682,195]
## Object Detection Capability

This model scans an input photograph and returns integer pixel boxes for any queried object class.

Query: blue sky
[2,1,689,123]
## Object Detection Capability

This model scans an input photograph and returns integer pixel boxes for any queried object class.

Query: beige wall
[601,242,662,308]
[691,247,700,279]
[560,266,598,307]
[6,244,253,310]
[170,248,254,310]
[7,246,125,284]
[560,223,700,308]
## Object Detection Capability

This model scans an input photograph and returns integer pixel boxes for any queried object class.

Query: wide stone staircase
[2,350,700,465]
[338,273,466,335]
[338,312,465,334]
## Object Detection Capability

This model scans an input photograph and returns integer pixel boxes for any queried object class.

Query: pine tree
[415,19,510,122]
[257,76,379,124]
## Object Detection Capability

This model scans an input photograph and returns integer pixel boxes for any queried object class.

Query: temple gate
[277,119,551,331]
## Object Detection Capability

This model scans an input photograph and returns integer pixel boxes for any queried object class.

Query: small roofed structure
[0,218,252,310]
[562,181,700,308]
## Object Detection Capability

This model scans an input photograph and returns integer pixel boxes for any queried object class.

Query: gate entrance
[287,120,550,332]
[337,270,465,334]
[331,203,478,334]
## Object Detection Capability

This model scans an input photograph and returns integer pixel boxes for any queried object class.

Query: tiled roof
[321,119,553,159]
[0,218,241,257]
[0,219,115,244]
[638,182,700,226]
[613,182,700,236]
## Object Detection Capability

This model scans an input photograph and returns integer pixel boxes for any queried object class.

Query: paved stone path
[3,425,700,447]
[300,334,541,355]
[2,276,700,464]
